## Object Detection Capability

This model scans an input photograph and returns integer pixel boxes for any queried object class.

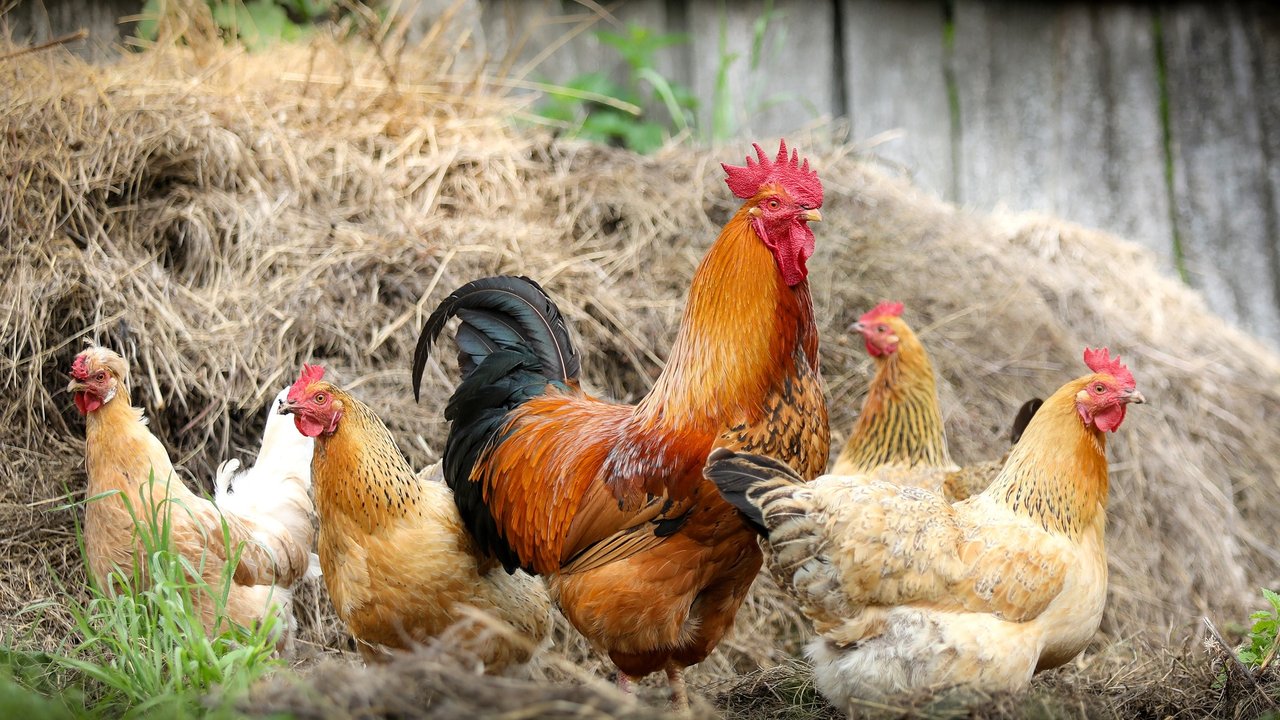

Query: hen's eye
[767,199,780,210]
[95,371,106,381]
[877,325,889,333]
[1093,384,1106,394]
[313,393,326,404]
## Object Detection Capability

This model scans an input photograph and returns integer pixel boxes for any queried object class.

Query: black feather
[652,503,694,538]
[412,275,580,401]
[702,448,805,536]
[1009,397,1044,445]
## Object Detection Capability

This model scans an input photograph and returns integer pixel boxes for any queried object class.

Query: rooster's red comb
[860,301,905,325]
[722,139,823,208]
[1083,347,1134,389]
[288,364,325,401]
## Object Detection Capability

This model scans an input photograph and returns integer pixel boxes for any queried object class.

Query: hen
[69,347,312,647]
[413,140,830,706]
[214,386,319,583]
[832,301,1040,501]
[280,365,552,669]
[705,347,1144,708]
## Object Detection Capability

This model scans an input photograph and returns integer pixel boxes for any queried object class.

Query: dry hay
[1,5,1279,717]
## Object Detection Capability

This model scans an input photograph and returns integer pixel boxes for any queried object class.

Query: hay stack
[2,10,1278,713]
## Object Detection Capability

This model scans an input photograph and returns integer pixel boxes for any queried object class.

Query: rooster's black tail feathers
[412,275,580,573]
[412,275,580,402]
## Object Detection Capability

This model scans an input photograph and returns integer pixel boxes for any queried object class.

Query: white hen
[214,387,320,646]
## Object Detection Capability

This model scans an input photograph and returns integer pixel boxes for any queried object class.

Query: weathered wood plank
[1162,2,1280,341]
[686,0,840,140]
[839,0,951,199]
[4,0,138,60]
[1241,0,1280,341]
[477,0,685,129]
[1052,4,1172,268]
[951,1,1059,213]
[950,3,1176,271]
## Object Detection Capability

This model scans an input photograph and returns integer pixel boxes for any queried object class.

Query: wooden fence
[7,0,1279,345]
[476,0,1280,346]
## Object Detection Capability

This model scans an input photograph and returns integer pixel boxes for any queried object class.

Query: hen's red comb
[1083,347,1134,388]
[71,353,90,380]
[722,139,823,208]
[288,364,325,401]
[860,301,905,325]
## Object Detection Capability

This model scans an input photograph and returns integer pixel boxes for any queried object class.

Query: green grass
[1238,588,1280,672]
[0,475,287,719]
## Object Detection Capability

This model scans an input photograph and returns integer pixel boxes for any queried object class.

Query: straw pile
[2,6,1278,717]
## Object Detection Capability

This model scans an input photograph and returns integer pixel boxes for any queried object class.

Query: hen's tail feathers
[702,448,807,536]
[213,458,241,501]
[305,552,323,580]
[1009,398,1044,445]
[411,275,580,402]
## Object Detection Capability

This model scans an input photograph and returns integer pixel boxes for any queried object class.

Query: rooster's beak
[278,400,298,416]
[847,320,866,334]
[1123,389,1146,405]
[801,209,822,223]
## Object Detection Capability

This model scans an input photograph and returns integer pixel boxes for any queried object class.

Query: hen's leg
[616,672,634,695]
[665,662,688,711]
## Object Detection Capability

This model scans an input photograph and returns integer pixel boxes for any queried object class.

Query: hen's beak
[278,399,299,416]
[847,320,866,334]
[801,209,822,223]
[1123,389,1146,405]
[67,378,87,393]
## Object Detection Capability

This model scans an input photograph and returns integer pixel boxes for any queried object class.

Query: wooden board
[1051,4,1173,268]
[685,0,840,140]
[950,1,1060,214]
[839,0,953,199]
[4,0,138,59]
[1161,2,1280,340]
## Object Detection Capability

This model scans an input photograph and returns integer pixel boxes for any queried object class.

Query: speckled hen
[280,366,551,669]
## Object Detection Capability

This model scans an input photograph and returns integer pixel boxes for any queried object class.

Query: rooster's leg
[616,672,634,695]
[665,662,689,711]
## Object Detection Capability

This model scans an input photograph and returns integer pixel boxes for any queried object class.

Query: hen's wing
[704,450,1070,631]
[171,495,311,588]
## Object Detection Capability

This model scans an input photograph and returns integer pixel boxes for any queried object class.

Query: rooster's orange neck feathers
[836,324,951,472]
[640,204,818,430]
[987,378,1110,537]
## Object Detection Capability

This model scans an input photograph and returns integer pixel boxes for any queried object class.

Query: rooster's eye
[767,199,780,210]
[313,393,326,404]
[877,325,888,333]
[1093,384,1106,394]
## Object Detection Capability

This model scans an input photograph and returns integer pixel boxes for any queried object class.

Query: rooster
[279,365,552,668]
[413,140,830,707]
[704,347,1143,708]
[214,386,320,583]
[68,347,312,646]
[832,301,1040,501]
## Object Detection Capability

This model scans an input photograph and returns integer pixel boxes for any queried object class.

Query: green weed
[136,0,339,50]
[1238,588,1280,672]
[534,23,695,154]
[0,474,286,718]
